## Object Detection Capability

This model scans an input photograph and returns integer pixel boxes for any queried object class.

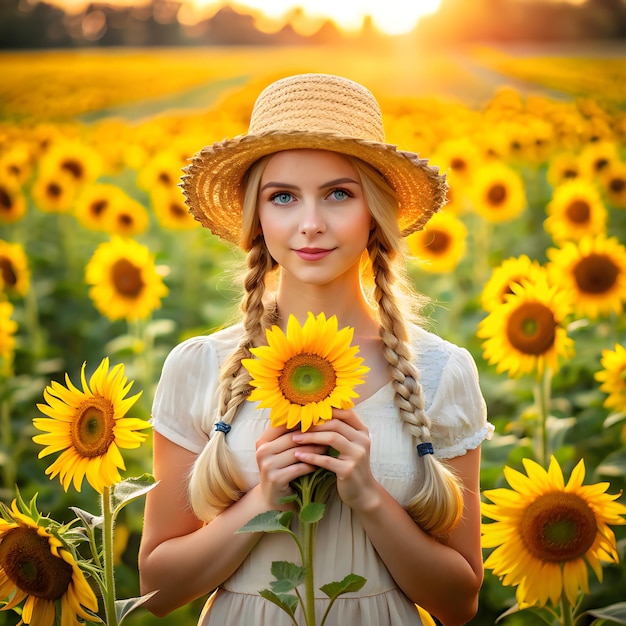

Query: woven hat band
[248,74,385,143]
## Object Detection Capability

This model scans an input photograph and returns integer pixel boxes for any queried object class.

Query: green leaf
[236,510,294,534]
[320,573,367,600]
[586,602,626,625]
[70,506,103,530]
[259,589,298,617]
[111,474,157,518]
[269,561,305,593]
[300,501,325,524]
[116,591,158,625]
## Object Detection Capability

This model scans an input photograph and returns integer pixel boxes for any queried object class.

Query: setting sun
[190,0,442,35]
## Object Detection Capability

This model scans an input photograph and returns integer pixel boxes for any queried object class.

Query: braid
[188,237,277,521]
[369,236,464,536]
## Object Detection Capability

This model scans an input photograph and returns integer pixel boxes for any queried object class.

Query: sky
[35,0,588,35]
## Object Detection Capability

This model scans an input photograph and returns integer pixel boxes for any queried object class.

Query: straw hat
[181,73,447,247]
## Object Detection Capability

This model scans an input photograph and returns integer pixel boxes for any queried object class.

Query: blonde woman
[139,73,493,626]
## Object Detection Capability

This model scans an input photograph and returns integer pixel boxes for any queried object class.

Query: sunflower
[595,343,626,414]
[30,171,78,214]
[433,137,483,186]
[406,211,467,273]
[481,456,626,609]
[579,140,620,181]
[469,162,526,223]
[103,196,150,237]
[481,255,549,313]
[0,302,18,370]
[74,182,124,231]
[0,178,27,224]
[136,150,185,193]
[39,139,102,186]
[477,275,574,378]
[0,240,30,297]
[241,312,369,432]
[544,179,607,244]
[0,500,99,626]
[599,160,626,209]
[546,152,582,188]
[33,357,150,492]
[547,235,626,320]
[150,186,199,230]
[0,144,33,186]
[85,237,168,321]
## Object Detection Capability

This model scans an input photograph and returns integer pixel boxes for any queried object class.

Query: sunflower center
[507,301,556,355]
[90,199,108,216]
[46,182,62,199]
[0,258,18,288]
[426,231,451,254]
[574,254,619,295]
[520,492,598,562]
[0,527,73,600]
[71,397,116,457]
[487,183,507,206]
[279,353,337,405]
[450,157,467,173]
[594,158,609,172]
[61,159,84,180]
[111,258,145,297]
[158,172,172,185]
[609,177,625,193]
[563,169,578,179]
[0,188,11,210]
[566,200,590,224]
[170,201,186,217]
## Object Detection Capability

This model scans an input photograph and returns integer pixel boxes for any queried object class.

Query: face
[257,149,373,290]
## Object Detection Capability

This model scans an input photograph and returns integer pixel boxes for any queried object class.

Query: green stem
[301,515,317,626]
[534,367,552,466]
[0,395,16,492]
[559,591,574,626]
[101,486,118,626]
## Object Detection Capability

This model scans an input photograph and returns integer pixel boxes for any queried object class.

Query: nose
[299,200,326,235]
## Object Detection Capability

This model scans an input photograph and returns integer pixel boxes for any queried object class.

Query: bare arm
[293,410,484,626]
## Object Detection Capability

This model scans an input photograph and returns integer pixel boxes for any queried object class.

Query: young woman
[138,73,493,626]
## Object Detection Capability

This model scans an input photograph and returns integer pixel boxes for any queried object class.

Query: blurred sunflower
[0,499,99,626]
[30,170,78,214]
[477,275,574,378]
[150,186,199,230]
[0,144,33,186]
[85,237,168,321]
[546,152,582,188]
[599,161,626,209]
[579,140,620,181]
[242,312,369,432]
[595,343,626,415]
[434,137,483,186]
[469,162,526,223]
[103,196,150,237]
[544,179,607,244]
[136,150,184,193]
[482,456,626,609]
[74,182,124,231]
[0,240,30,297]
[39,139,102,186]
[481,255,548,313]
[547,235,626,319]
[0,302,18,371]
[406,211,467,273]
[33,357,150,492]
[0,178,27,224]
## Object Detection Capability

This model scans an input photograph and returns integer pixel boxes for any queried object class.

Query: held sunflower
[241,312,369,432]
[481,456,626,609]
[0,500,98,626]
[33,358,151,493]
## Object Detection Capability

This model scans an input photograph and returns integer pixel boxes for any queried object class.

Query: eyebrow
[260,177,360,192]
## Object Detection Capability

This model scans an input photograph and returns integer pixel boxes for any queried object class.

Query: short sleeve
[428,345,494,460]
[151,335,220,454]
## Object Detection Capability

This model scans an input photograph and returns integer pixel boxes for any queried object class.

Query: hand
[255,425,327,509]
[291,409,379,512]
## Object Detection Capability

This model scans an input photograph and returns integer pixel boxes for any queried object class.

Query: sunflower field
[1,44,626,626]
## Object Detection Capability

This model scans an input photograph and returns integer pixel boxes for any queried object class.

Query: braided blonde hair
[189,152,463,535]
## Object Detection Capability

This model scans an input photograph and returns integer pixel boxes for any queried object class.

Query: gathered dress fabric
[151,324,494,626]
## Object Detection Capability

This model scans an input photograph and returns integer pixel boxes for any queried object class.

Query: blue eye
[271,192,294,205]
[330,189,351,201]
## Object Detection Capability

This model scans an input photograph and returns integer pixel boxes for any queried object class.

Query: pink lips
[294,247,333,261]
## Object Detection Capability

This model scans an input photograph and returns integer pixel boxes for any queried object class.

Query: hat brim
[181,130,447,246]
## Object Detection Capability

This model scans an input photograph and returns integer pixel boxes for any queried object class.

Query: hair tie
[417,442,434,457]
[214,421,231,435]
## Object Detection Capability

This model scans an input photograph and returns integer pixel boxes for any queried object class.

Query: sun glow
[191,0,442,35]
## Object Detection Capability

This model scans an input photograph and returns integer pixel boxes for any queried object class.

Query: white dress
[151,324,494,626]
